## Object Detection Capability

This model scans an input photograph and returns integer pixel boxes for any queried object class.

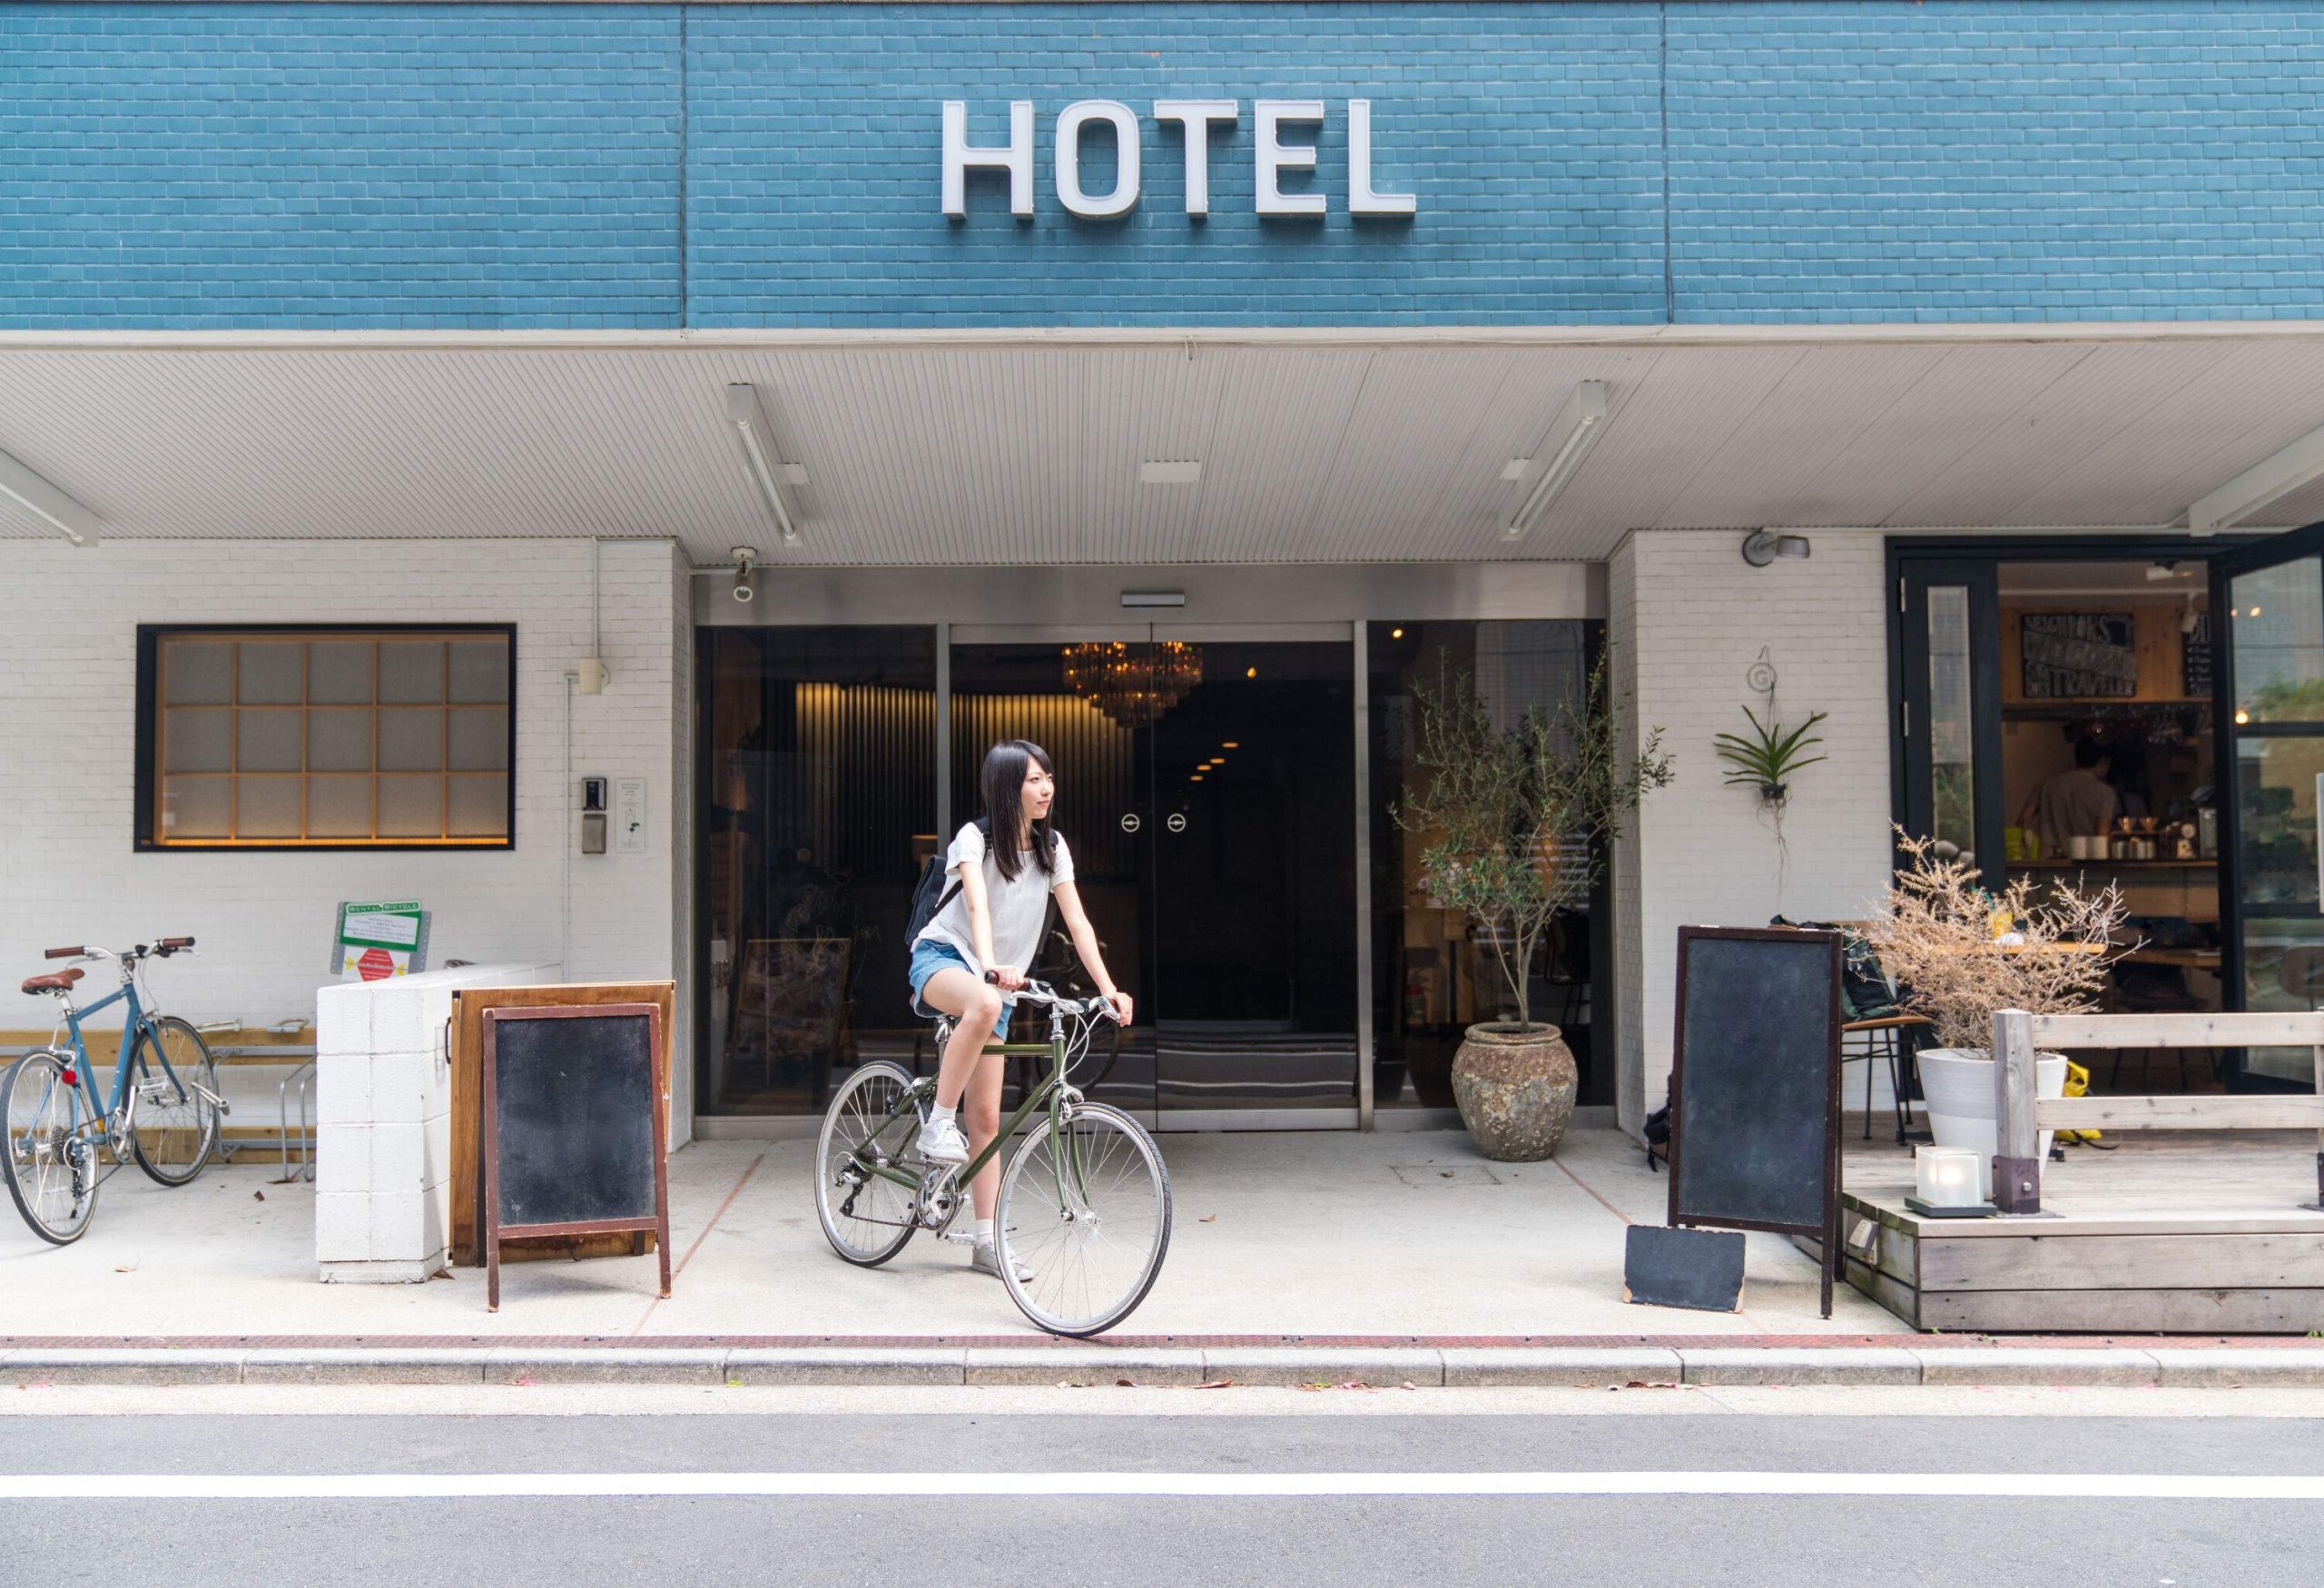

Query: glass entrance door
[1897,558,2004,884]
[1145,638,1358,1124]
[2214,526,2324,1090]
[948,631,1358,1127]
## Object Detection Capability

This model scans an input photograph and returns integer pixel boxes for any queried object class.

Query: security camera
[732,546,758,604]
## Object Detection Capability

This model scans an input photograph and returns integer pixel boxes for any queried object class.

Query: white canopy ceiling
[4,325,2323,564]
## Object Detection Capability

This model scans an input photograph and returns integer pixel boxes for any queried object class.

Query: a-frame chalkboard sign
[481,1002,672,1312]
[1667,925,1844,1317]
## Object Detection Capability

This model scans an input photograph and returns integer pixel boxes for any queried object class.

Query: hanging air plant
[1714,706,1828,807]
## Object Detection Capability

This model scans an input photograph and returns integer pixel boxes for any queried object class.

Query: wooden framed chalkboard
[482,1002,672,1311]
[1668,926,1843,1317]
[450,980,675,1268]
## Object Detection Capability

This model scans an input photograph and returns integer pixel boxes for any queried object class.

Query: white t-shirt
[914,822,1075,979]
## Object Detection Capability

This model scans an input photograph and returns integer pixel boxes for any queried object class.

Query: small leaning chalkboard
[482,1002,671,1311]
[1667,926,1843,1317]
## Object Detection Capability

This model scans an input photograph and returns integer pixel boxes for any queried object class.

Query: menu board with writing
[2021,612,2137,699]
[2181,611,2213,698]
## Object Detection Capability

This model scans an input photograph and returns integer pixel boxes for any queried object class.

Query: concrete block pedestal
[313,962,557,1283]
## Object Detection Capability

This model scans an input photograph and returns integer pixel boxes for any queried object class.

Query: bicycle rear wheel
[2,1051,100,1245]
[130,1017,222,1188]
[813,1060,921,1267]
[995,1101,1171,1337]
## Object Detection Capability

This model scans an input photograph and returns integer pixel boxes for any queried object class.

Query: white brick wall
[0,538,694,1142]
[1610,529,1895,1134]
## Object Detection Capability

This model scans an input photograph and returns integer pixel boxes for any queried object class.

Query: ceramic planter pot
[1450,1022,1577,1162]
[1916,1047,2069,1198]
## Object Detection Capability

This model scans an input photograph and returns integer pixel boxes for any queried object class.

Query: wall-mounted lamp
[724,383,804,547]
[731,546,759,604]
[1741,530,1813,567]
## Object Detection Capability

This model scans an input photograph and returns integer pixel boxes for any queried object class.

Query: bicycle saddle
[20,967,83,996]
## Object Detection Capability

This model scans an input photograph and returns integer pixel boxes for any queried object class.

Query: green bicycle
[813,978,1171,1337]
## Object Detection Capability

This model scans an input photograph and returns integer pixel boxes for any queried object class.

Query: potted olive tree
[1862,832,2129,1196]
[1397,656,1672,1160]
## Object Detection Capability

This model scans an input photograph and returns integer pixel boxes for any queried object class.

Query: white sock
[929,1102,957,1129]
[974,1218,994,1245]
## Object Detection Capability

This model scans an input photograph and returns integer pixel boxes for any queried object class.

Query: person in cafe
[2019,735,2121,854]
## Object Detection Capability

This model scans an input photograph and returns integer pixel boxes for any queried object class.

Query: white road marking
[0,1471,2317,1501]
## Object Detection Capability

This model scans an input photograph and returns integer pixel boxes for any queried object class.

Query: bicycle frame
[851,1017,1087,1199]
[42,974,186,1129]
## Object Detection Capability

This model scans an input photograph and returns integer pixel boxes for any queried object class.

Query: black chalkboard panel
[482,1002,671,1311]
[1668,926,1842,1316]
[1623,1225,1747,1313]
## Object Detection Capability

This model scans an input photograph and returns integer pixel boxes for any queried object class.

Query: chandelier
[1060,641,1203,729]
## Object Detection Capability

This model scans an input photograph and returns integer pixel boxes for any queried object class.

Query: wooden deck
[1825,1130,2324,1333]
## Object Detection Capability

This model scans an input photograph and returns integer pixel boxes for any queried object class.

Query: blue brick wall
[686,5,1666,327]
[1667,3,2324,323]
[0,5,683,328]
[1,2,2322,328]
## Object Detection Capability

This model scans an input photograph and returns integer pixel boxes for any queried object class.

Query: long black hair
[981,739,1058,883]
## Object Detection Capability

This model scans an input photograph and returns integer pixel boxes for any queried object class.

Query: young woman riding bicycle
[907,739,1130,1281]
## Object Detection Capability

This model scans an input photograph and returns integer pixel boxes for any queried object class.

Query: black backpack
[906,817,987,945]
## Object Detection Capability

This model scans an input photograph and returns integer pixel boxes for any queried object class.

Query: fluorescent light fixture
[2188,418,2324,535]
[1139,460,1202,486]
[1741,530,1813,567]
[0,445,100,547]
[1121,590,1187,608]
[724,383,803,547]
[1502,381,1608,541]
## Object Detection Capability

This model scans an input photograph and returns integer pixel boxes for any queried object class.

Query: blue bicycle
[3,938,222,1245]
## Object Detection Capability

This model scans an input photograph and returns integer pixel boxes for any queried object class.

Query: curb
[7,1344,2324,1389]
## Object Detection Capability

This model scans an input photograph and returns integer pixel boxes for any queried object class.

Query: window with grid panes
[140,628,513,848]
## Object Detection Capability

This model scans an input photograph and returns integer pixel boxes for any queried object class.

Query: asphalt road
[4,1410,2317,1585]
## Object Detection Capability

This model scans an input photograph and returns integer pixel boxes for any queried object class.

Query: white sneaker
[970,1238,1033,1284]
[916,1118,969,1164]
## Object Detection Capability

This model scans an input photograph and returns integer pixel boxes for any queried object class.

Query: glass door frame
[1896,556,2005,889]
[946,619,1372,1130]
[2211,519,2324,1090]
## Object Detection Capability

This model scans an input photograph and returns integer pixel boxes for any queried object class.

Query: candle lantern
[1905,1145,1997,1218]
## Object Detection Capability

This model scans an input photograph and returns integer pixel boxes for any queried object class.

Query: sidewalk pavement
[5,1127,2320,1388]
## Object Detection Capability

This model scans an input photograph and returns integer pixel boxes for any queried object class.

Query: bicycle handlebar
[39,937,195,969]
[982,970,1119,1021]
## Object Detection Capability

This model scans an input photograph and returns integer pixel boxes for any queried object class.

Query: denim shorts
[908,939,1011,1041]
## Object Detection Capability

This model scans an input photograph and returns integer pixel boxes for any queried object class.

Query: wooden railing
[1990,1009,2324,1215]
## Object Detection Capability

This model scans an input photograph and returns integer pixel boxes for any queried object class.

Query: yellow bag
[2059,1059,2102,1144]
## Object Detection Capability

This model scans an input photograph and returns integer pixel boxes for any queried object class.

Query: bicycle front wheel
[2,1051,100,1245]
[995,1101,1171,1337]
[131,1017,222,1188]
[813,1060,921,1267]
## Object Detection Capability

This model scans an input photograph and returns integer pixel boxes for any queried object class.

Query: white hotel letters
[941,99,1416,219]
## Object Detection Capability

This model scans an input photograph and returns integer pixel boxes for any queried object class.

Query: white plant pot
[1915,1047,2069,1199]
